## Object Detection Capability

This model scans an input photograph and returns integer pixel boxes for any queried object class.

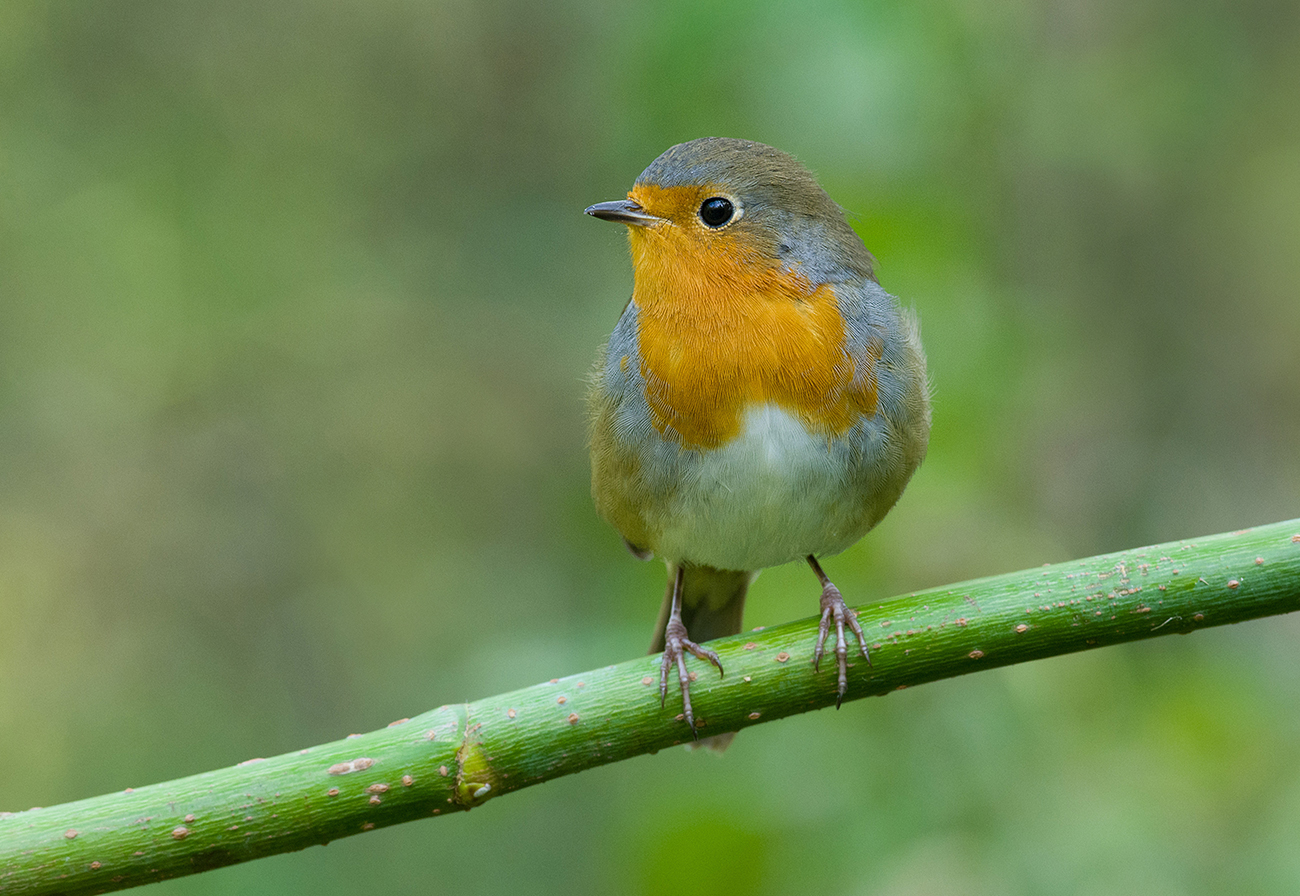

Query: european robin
[585,138,930,744]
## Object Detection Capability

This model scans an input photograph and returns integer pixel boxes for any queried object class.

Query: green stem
[4,520,1299,894]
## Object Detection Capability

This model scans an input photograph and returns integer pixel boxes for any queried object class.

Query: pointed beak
[584,198,662,227]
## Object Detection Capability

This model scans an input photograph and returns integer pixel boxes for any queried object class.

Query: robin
[585,138,930,744]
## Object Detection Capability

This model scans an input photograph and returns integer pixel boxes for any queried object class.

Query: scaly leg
[658,565,724,737]
[808,555,870,707]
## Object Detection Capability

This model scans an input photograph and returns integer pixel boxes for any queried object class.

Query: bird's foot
[659,614,723,738]
[809,564,870,708]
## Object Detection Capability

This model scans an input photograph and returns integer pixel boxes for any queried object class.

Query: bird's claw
[812,581,870,707]
[658,617,723,738]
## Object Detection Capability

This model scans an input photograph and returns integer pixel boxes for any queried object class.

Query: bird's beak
[584,198,662,227]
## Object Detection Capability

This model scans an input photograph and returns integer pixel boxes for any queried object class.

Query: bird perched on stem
[586,138,930,746]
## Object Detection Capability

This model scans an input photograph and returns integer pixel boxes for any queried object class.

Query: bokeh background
[3,0,1300,893]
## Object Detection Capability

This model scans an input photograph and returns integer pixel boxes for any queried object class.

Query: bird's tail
[651,564,755,751]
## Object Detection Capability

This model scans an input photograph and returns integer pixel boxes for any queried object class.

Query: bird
[585,138,930,745]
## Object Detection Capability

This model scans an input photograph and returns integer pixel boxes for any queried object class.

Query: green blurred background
[3,0,1299,892]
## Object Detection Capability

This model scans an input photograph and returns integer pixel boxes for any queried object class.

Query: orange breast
[626,191,879,450]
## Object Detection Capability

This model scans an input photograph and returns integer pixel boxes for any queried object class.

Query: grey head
[634,137,876,284]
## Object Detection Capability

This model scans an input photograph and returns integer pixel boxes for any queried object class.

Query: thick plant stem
[3,520,1299,895]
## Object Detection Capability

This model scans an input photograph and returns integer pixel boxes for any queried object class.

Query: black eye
[698,197,734,227]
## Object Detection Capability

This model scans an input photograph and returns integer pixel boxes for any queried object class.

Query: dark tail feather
[649,565,753,653]
[650,565,754,752]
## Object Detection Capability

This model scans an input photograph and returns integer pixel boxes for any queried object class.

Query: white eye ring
[698,195,742,228]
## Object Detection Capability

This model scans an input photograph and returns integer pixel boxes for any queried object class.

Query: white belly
[651,404,867,570]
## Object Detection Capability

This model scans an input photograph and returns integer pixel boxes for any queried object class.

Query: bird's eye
[698,197,734,228]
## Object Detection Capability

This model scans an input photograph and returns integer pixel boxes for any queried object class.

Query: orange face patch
[626,184,878,449]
